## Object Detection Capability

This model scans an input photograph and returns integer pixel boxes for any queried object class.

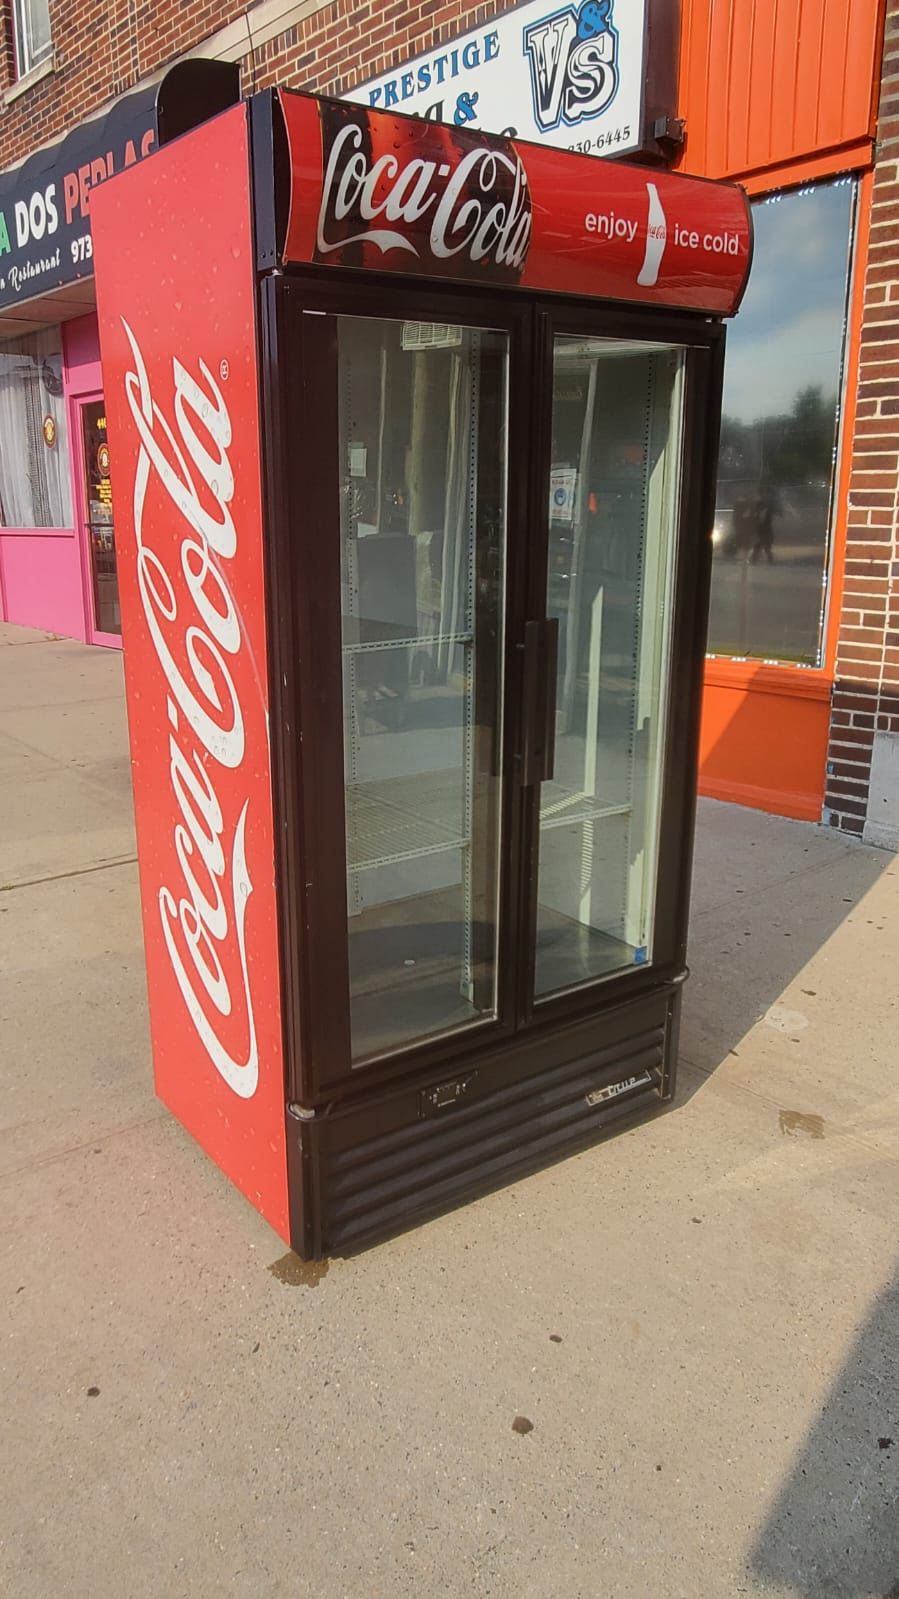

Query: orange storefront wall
[677,0,885,819]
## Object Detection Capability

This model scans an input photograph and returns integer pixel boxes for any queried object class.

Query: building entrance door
[76,393,121,645]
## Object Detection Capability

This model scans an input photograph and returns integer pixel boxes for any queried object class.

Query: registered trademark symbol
[219,359,230,381]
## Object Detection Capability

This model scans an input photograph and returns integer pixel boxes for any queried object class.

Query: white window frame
[13,0,53,80]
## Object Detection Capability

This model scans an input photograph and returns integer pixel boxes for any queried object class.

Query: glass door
[532,336,687,1001]
[336,315,509,1065]
[275,283,718,1099]
[77,395,120,643]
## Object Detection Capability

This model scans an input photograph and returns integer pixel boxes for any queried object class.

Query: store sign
[346,0,648,159]
[0,85,156,312]
[278,94,753,316]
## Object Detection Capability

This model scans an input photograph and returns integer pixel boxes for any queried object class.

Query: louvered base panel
[288,987,681,1258]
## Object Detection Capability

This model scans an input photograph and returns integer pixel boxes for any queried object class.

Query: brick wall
[246,1,523,100]
[0,0,238,167]
[0,0,524,171]
[824,0,899,843]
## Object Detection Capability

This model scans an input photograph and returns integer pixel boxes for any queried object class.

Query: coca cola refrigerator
[91,89,751,1258]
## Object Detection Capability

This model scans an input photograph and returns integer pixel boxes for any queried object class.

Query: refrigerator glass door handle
[542,616,559,784]
[519,617,559,788]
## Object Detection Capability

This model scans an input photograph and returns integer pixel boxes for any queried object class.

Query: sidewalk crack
[2,855,138,892]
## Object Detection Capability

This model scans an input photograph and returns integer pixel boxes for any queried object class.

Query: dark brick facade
[824,0,899,842]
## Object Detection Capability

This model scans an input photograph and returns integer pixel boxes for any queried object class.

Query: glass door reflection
[337,317,508,1064]
[535,338,686,999]
[80,398,120,637]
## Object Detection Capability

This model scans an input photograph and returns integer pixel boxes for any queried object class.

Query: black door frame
[260,268,725,1108]
[515,300,726,1037]
[263,273,535,1102]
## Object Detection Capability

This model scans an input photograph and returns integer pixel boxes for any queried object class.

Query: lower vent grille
[318,1018,669,1254]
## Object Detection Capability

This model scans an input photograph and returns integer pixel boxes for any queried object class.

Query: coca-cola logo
[315,109,532,280]
[121,319,259,1099]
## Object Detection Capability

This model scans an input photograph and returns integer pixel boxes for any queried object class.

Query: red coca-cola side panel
[92,107,289,1241]
[279,92,751,315]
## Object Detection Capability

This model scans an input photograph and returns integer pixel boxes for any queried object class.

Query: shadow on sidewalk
[747,1259,899,1596]
[677,805,890,1095]
[676,657,895,1093]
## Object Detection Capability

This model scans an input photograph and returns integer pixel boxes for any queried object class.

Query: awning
[0,60,240,333]
[0,83,157,326]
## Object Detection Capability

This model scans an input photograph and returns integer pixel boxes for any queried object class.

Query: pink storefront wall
[0,312,102,642]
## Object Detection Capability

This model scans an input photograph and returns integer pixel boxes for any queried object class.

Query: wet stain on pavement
[268,1251,330,1288]
[779,1109,825,1140]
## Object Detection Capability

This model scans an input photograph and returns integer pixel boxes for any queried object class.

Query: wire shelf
[346,773,467,873]
[539,780,631,833]
[345,771,631,875]
[342,631,473,656]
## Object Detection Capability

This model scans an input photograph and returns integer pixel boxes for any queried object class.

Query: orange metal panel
[768,0,803,176]
[678,3,706,172]
[744,0,777,173]
[705,2,733,173]
[793,0,828,157]
[817,0,853,150]
[699,673,831,821]
[739,143,874,192]
[677,0,884,180]
[726,0,754,172]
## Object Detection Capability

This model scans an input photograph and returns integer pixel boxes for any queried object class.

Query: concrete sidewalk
[1,622,898,1599]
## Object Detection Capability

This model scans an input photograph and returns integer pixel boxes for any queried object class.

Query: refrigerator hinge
[287,1101,317,1121]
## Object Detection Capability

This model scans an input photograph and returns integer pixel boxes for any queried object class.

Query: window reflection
[708,180,855,666]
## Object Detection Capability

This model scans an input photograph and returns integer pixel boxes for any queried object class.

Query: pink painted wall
[0,530,85,636]
[64,314,103,395]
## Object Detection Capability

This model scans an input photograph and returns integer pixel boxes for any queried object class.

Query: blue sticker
[633,946,648,965]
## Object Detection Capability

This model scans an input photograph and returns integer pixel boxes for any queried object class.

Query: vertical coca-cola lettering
[122,317,259,1100]
[314,101,532,285]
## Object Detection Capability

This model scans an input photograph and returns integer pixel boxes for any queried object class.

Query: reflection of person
[733,479,778,564]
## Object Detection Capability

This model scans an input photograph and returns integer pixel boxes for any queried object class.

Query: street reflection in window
[708,180,855,666]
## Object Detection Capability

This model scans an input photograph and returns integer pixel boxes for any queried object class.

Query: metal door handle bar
[520,617,559,787]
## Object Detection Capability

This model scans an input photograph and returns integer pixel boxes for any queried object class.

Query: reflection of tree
[718,385,836,487]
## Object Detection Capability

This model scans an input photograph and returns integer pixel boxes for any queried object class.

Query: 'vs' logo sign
[523,0,619,132]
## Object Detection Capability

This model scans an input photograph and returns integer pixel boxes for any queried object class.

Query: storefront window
[707,180,855,666]
[0,329,72,529]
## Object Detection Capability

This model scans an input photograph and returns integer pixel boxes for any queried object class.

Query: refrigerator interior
[535,339,685,998]
[337,316,508,1065]
[334,316,688,1060]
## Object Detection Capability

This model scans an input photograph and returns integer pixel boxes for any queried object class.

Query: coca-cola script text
[122,318,259,1099]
